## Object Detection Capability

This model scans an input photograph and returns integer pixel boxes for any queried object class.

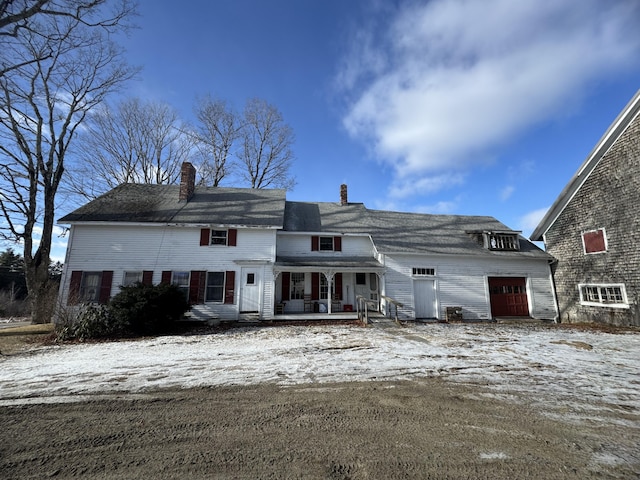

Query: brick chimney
[179,162,196,201]
[340,184,348,205]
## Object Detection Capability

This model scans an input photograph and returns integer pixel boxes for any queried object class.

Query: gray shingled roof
[58,184,286,228]
[283,201,551,259]
[59,184,550,259]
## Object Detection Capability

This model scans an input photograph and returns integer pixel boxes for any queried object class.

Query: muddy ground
[1,378,638,479]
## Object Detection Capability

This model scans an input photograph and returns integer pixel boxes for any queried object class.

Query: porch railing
[356,295,371,324]
[381,295,404,324]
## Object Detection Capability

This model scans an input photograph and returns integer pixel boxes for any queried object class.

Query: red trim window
[582,228,607,254]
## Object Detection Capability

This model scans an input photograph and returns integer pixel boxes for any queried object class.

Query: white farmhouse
[58,162,557,322]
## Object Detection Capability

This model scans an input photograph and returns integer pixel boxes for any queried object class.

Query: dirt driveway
[1,322,638,479]
[2,378,637,479]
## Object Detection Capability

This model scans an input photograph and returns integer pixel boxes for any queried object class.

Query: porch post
[325,272,334,314]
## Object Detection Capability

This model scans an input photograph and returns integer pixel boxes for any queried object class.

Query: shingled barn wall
[544,113,640,326]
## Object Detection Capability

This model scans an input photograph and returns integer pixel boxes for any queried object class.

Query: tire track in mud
[2,380,635,479]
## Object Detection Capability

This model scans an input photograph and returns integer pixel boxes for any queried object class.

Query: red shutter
[228,228,237,246]
[200,228,210,246]
[311,236,319,251]
[224,270,235,304]
[189,271,206,305]
[334,236,342,252]
[281,272,290,301]
[68,271,83,305]
[311,272,320,300]
[161,271,172,285]
[99,271,113,304]
[142,271,154,285]
[334,273,343,300]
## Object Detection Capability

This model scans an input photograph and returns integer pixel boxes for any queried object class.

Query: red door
[488,277,529,317]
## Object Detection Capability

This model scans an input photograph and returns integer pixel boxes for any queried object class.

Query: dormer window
[486,232,520,251]
[311,235,342,252]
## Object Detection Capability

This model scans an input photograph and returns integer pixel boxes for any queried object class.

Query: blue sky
[18,0,640,261]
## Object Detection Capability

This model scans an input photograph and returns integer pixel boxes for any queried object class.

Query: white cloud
[338,0,640,197]
[388,172,466,199]
[500,186,515,201]
[519,207,549,235]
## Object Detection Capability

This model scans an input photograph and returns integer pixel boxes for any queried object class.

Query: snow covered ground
[1,322,639,415]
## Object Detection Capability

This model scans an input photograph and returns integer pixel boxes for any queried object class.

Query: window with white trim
[319,236,334,251]
[290,272,305,300]
[80,272,102,302]
[123,271,142,286]
[582,228,607,254]
[320,274,328,300]
[412,267,435,276]
[206,272,225,302]
[579,284,628,308]
[210,230,228,245]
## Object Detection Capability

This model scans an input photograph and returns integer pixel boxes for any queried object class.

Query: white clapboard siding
[60,224,277,320]
[276,233,374,257]
[382,254,556,321]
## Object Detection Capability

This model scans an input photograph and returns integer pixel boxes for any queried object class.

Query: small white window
[579,283,628,308]
[210,230,228,245]
[412,267,435,276]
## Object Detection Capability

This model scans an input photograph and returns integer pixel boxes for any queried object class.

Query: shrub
[108,282,189,335]
[55,304,122,342]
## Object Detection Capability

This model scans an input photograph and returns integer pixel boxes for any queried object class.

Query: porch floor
[270,312,360,322]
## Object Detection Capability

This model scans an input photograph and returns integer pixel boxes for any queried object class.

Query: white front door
[240,267,260,313]
[414,279,436,319]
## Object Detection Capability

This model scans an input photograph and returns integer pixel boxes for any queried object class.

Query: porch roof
[274,256,385,272]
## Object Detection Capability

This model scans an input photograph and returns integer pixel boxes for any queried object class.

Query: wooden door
[488,277,529,317]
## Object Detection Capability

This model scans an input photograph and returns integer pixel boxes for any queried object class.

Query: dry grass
[0,323,54,355]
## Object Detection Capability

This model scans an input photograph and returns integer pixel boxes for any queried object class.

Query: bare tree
[0,1,136,323]
[0,0,136,77]
[69,98,194,199]
[238,98,296,190]
[192,95,237,187]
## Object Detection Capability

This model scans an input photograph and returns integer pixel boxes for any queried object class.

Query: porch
[273,256,386,316]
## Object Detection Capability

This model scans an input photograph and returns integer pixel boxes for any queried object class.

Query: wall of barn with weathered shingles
[544,113,640,326]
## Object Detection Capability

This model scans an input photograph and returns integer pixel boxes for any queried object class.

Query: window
[412,267,435,276]
[290,272,305,300]
[172,271,190,299]
[246,273,255,285]
[123,271,142,286]
[206,272,225,302]
[486,233,519,251]
[68,270,113,305]
[80,272,102,302]
[320,274,329,300]
[356,273,366,285]
[211,230,228,245]
[200,228,237,246]
[319,236,334,251]
[311,235,341,252]
[579,284,628,308]
[582,228,607,254]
